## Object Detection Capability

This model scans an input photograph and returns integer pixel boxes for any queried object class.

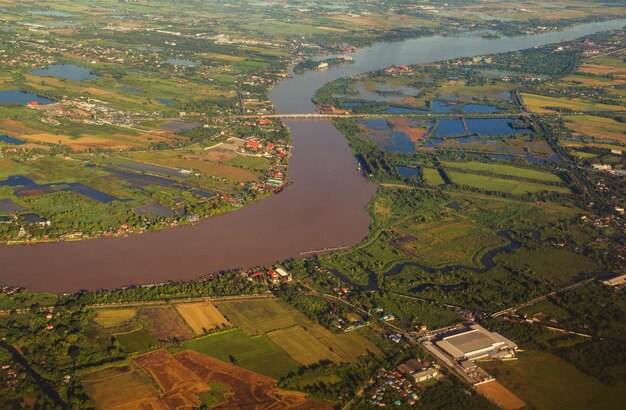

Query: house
[246,140,261,150]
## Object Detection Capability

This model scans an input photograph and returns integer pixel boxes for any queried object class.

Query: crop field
[442,161,562,183]
[139,307,194,342]
[481,351,626,410]
[214,298,304,335]
[521,93,623,113]
[175,350,332,409]
[85,348,321,409]
[92,308,137,328]
[447,171,570,195]
[475,380,525,410]
[564,115,626,144]
[183,329,301,379]
[422,167,446,185]
[82,364,164,410]
[267,326,344,365]
[396,218,504,267]
[175,302,231,335]
[115,329,158,353]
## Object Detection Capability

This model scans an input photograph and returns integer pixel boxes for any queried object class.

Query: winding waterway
[1,19,625,293]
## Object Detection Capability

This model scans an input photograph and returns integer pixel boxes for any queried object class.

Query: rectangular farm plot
[82,365,164,410]
[267,327,344,365]
[93,308,137,328]
[183,329,301,379]
[175,302,231,335]
[476,380,526,410]
[442,161,562,183]
[214,298,303,335]
[447,171,570,195]
[139,306,194,341]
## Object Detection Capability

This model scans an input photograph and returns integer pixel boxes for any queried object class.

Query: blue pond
[461,103,500,113]
[155,98,172,105]
[0,175,118,203]
[31,64,99,81]
[119,86,143,94]
[381,105,426,114]
[465,118,530,135]
[377,132,414,152]
[0,91,56,105]
[397,166,421,178]
[358,119,389,131]
[164,59,196,66]
[0,135,26,145]
[434,119,465,136]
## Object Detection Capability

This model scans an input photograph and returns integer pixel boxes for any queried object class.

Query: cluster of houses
[237,267,292,285]
[367,358,440,407]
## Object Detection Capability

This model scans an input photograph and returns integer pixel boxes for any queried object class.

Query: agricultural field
[441,161,562,183]
[175,302,231,335]
[267,326,345,365]
[139,307,194,342]
[481,351,626,410]
[214,298,305,336]
[447,171,570,195]
[83,349,329,409]
[92,308,137,328]
[422,167,446,185]
[474,380,525,410]
[563,115,626,144]
[521,93,623,113]
[183,329,301,379]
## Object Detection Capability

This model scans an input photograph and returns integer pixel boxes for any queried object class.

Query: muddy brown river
[1,19,625,293]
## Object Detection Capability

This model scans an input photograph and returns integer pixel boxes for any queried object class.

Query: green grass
[442,161,562,183]
[214,299,304,336]
[422,167,445,185]
[482,350,626,410]
[225,155,270,170]
[115,329,158,353]
[183,329,301,379]
[497,245,597,285]
[198,382,231,407]
[448,171,570,195]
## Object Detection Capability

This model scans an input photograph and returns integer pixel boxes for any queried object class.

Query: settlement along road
[1,19,625,293]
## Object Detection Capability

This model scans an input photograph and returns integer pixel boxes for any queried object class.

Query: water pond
[0,91,55,105]
[31,64,99,81]
[434,119,465,136]
[397,166,421,178]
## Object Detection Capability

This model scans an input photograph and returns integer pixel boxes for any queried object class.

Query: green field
[115,329,158,353]
[268,326,344,365]
[496,246,598,285]
[482,351,626,410]
[422,167,446,185]
[448,171,570,195]
[183,329,301,379]
[215,299,304,336]
[442,161,562,183]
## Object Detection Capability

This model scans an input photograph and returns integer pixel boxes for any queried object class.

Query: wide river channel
[1,19,625,293]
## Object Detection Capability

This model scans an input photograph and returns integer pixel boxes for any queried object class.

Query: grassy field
[82,364,162,410]
[422,167,446,185]
[175,302,231,335]
[214,298,304,336]
[396,218,504,267]
[482,351,626,410]
[183,329,301,379]
[447,171,570,195]
[115,329,158,353]
[496,246,597,285]
[92,308,137,328]
[267,326,344,365]
[442,161,562,183]
[564,115,626,144]
[521,93,623,113]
